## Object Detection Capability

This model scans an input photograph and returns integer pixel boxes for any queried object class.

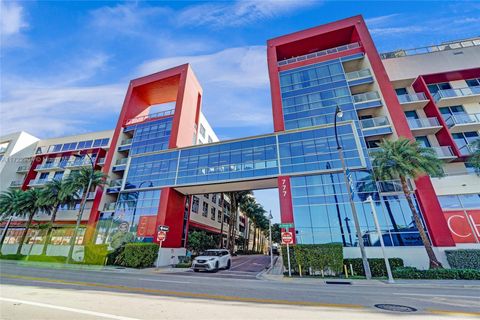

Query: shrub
[281,244,343,275]
[26,255,67,263]
[121,243,159,268]
[393,267,480,280]
[445,250,480,270]
[0,254,25,260]
[84,244,108,265]
[106,245,125,266]
[344,258,404,277]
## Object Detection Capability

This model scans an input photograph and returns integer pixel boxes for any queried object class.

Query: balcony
[277,42,361,67]
[444,113,480,133]
[397,92,429,111]
[16,165,30,173]
[346,69,373,88]
[28,178,51,187]
[35,162,65,171]
[407,117,442,136]
[360,116,392,137]
[10,180,23,188]
[107,179,123,193]
[66,160,92,168]
[97,158,106,166]
[125,109,175,126]
[430,146,456,161]
[433,86,480,107]
[103,202,117,212]
[118,138,132,152]
[352,91,382,110]
[112,158,128,172]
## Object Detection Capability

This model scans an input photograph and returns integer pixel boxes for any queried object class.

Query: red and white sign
[156,231,167,242]
[281,231,294,245]
[443,210,480,243]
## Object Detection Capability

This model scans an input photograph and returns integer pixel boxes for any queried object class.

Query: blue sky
[1,0,479,221]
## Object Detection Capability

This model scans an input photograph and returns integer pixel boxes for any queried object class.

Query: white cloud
[177,0,319,28]
[137,46,273,133]
[0,0,28,47]
[365,14,399,27]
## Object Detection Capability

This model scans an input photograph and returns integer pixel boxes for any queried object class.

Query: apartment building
[1,15,479,268]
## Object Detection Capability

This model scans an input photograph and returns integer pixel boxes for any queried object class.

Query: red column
[154,188,187,248]
[277,176,296,243]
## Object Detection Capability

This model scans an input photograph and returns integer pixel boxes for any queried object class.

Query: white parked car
[192,249,231,272]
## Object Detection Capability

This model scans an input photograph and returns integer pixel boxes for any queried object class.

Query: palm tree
[372,137,444,268]
[0,189,23,252]
[16,188,52,254]
[227,191,252,253]
[39,179,79,255]
[468,138,480,175]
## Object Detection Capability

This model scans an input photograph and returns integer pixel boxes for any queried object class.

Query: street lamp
[268,210,274,268]
[67,153,95,263]
[333,106,372,280]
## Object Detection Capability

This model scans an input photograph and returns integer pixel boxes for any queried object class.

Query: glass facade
[291,172,424,247]
[125,123,364,189]
[130,117,173,155]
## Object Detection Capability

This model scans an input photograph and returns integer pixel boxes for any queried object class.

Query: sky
[1,0,479,222]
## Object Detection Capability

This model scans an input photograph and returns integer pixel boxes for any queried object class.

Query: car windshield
[201,250,222,256]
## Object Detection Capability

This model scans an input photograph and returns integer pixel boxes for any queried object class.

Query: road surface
[1,260,479,319]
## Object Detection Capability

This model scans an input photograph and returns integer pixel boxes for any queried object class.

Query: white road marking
[0,297,141,320]
[393,292,479,299]
[136,278,191,284]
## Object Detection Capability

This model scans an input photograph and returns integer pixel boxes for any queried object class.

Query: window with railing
[397,92,428,103]
[360,116,390,129]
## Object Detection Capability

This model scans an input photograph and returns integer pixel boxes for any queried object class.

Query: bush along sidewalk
[445,249,480,270]
[344,258,404,277]
[107,243,159,268]
[393,267,480,280]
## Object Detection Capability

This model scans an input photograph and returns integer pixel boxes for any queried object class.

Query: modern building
[0,15,479,268]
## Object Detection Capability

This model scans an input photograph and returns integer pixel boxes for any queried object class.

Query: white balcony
[16,165,30,173]
[346,69,372,81]
[353,91,381,103]
[430,146,456,161]
[360,116,390,129]
[10,180,23,188]
[433,86,480,107]
[35,162,65,171]
[97,158,106,166]
[120,138,132,146]
[28,178,51,187]
[407,117,442,136]
[103,202,117,212]
[444,113,480,133]
[115,158,128,166]
[397,92,429,111]
[66,160,92,168]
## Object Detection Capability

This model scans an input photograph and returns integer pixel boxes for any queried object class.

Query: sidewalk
[257,257,480,288]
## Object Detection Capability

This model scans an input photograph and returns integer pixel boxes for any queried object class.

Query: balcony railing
[397,92,428,104]
[360,116,390,129]
[97,158,106,165]
[120,138,132,146]
[277,42,361,66]
[125,109,175,126]
[458,144,478,156]
[36,162,64,170]
[103,202,117,211]
[28,178,51,186]
[346,69,372,81]
[445,113,480,126]
[66,160,92,168]
[430,146,455,159]
[16,165,30,172]
[109,179,123,187]
[10,180,23,187]
[380,37,480,59]
[433,86,480,102]
[115,158,128,166]
[407,117,441,129]
[353,91,380,103]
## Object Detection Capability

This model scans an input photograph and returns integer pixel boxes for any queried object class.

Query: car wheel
[226,260,231,270]
[193,269,199,272]
[213,262,219,272]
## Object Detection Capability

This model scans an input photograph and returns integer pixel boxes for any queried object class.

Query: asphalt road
[1,260,479,319]
[174,254,272,279]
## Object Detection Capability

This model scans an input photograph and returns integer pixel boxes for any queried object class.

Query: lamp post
[334,106,372,280]
[67,153,95,263]
[268,210,273,268]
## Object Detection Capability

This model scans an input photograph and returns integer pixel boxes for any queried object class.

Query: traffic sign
[157,231,167,242]
[281,231,294,245]
[157,225,169,232]
[279,223,294,229]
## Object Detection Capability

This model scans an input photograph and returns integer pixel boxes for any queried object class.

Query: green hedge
[281,244,343,275]
[0,254,25,260]
[84,244,108,265]
[445,250,480,270]
[344,258,404,277]
[393,267,480,280]
[0,254,67,263]
[116,243,159,268]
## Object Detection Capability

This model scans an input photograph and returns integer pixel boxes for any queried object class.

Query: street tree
[372,137,444,268]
